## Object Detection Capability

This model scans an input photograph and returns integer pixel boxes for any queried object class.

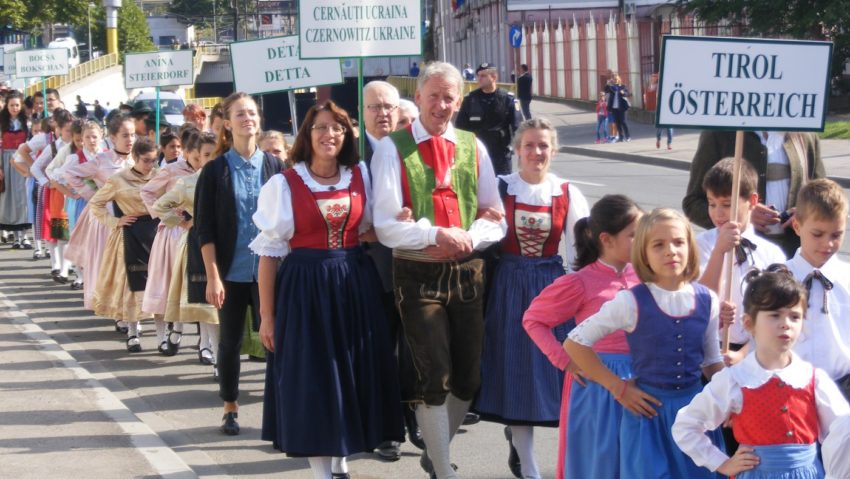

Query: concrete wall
[58,65,128,109]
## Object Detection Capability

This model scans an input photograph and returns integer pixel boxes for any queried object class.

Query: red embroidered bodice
[501,181,569,257]
[285,167,365,250]
[732,373,819,446]
[1,130,27,151]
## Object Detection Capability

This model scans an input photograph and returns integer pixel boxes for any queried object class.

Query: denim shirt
[224,146,264,282]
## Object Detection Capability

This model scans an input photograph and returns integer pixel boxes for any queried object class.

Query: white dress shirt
[697,225,788,344]
[370,118,505,251]
[499,172,589,270]
[673,352,850,472]
[760,131,790,235]
[787,251,850,380]
[249,161,373,259]
[30,139,68,186]
[823,415,850,479]
[568,282,724,368]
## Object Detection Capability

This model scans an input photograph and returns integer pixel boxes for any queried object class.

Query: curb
[0,292,200,479]
[559,145,850,189]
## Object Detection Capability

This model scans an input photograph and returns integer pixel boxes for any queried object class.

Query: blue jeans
[656,128,673,145]
[596,116,608,140]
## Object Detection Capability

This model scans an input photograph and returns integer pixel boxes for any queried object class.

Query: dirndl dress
[0,130,30,231]
[258,166,403,457]
[475,176,572,425]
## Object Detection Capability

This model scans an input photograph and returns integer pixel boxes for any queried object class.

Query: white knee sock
[307,456,333,479]
[74,265,83,284]
[510,426,540,479]
[154,317,167,342]
[48,241,59,270]
[57,241,70,276]
[446,393,471,440]
[208,324,220,360]
[416,403,457,479]
[171,322,184,333]
[331,457,348,474]
[34,238,43,252]
[127,321,139,337]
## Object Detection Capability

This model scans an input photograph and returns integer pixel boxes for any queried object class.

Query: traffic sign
[509,25,522,49]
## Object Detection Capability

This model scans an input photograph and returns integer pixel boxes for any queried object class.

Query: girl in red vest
[674,265,850,478]
[0,91,30,246]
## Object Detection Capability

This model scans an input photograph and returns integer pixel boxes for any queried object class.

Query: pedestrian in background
[517,64,533,120]
[605,74,631,143]
[595,92,608,144]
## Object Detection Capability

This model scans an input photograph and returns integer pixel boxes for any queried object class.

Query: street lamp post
[87,2,94,61]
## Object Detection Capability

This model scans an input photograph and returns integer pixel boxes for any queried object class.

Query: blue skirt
[475,254,567,425]
[620,382,724,479]
[566,353,632,479]
[261,247,404,457]
[67,196,87,231]
[737,443,824,479]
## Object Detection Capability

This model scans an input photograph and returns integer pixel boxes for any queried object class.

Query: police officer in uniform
[456,62,521,176]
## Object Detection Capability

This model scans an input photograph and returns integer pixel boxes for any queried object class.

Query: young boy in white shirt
[696,158,786,364]
[787,178,850,400]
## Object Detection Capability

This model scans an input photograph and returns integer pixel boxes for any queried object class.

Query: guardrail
[25,52,120,97]
[387,75,517,98]
[185,97,223,109]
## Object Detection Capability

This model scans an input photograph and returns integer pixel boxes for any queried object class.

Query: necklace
[309,164,340,179]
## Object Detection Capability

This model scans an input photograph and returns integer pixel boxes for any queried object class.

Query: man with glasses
[455,62,521,176]
[371,62,505,479]
[361,80,425,461]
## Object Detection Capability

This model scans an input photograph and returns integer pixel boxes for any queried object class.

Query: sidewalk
[531,99,850,187]
[0,290,195,479]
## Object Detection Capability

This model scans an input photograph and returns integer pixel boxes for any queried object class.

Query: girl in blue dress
[565,207,732,479]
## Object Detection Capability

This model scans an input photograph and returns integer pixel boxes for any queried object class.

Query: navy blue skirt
[475,254,567,425]
[261,247,404,457]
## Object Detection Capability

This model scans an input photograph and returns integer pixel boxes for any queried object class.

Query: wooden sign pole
[721,130,745,353]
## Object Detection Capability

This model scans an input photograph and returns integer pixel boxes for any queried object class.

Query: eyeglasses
[311,123,347,135]
[366,103,399,113]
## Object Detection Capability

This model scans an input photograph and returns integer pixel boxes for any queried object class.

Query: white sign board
[656,36,832,132]
[124,50,194,89]
[15,48,70,78]
[299,0,422,59]
[229,35,344,95]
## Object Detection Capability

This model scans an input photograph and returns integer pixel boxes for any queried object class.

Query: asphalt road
[1,152,848,479]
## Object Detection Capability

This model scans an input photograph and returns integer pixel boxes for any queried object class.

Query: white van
[133,91,186,127]
[48,37,81,69]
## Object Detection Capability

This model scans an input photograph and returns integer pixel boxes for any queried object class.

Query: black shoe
[166,330,182,356]
[53,275,69,284]
[70,281,84,290]
[114,322,128,334]
[50,269,60,278]
[220,411,239,435]
[199,347,214,365]
[404,408,425,450]
[21,239,33,249]
[213,364,219,382]
[126,336,142,353]
[463,412,480,426]
[11,242,21,249]
[158,340,169,355]
[331,474,350,479]
[504,426,521,478]
[375,440,401,462]
[420,453,457,479]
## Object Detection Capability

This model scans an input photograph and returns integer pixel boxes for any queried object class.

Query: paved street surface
[2,98,850,478]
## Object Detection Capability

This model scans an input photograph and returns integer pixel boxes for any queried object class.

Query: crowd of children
[2,69,850,479]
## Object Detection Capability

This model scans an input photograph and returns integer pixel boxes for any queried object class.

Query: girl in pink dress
[64,114,136,320]
[141,130,193,355]
[523,194,642,479]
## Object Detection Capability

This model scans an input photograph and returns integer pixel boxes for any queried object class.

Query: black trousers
[612,109,630,140]
[218,280,260,403]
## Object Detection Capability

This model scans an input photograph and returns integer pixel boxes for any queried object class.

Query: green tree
[117,0,156,55]
[169,0,233,33]
[677,0,850,82]
[0,0,28,29]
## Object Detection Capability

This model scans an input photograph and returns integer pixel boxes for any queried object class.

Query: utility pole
[213,0,217,42]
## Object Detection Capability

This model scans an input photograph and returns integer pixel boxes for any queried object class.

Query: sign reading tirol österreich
[656,36,832,132]
[15,48,70,78]
[124,50,194,89]
[229,35,343,95]
[298,0,422,58]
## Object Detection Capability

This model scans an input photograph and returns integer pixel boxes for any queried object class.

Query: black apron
[114,202,159,292]
[185,226,208,304]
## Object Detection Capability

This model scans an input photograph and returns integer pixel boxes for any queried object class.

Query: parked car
[132,91,186,127]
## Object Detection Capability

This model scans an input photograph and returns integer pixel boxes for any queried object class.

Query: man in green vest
[371,62,506,479]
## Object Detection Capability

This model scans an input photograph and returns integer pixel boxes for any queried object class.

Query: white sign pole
[155,86,161,146]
